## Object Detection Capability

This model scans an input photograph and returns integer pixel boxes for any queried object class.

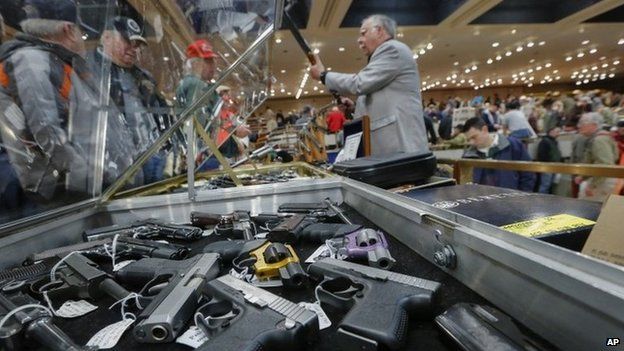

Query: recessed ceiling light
[460,79,466,83]
[275,38,282,44]
[511,29,517,34]
[527,42,534,48]
[536,66,542,71]
[442,83,447,87]
[468,79,474,83]
[613,60,620,65]
[313,86,318,91]
[576,81,582,85]
[304,91,308,95]
[464,68,471,73]
[426,43,433,50]
[589,48,597,54]
[545,63,552,68]
[583,79,589,84]
[512,74,518,78]
[419,48,426,55]
[618,39,624,45]
[577,52,585,58]
[516,46,523,52]
[538,41,546,46]
[492,42,500,47]
[397,33,404,38]
[505,51,512,56]
[446,76,451,81]
[280,69,286,73]
[591,66,598,70]
[579,74,584,78]
[224,53,230,57]
[413,54,419,59]
[327,67,332,71]
[555,76,561,80]
[454,61,459,66]
[471,64,478,70]
[565,56,573,61]
[528,68,534,73]
[474,86,479,90]
[280,88,285,93]
[553,70,558,73]
[582,40,590,45]
[320,90,325,93]
[527,83,533,87]
[609,73,615,78]
[530,59,535,63]
[339,47,345,52]
[495,55,502,61]
[451,73,458,79]
[287,92,292,95]
[582,68,588,73]
[487,58,493,64]
[313,48,320,54]
[600,56,606,60]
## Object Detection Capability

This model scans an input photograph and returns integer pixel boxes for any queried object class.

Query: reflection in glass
[0,0,276,224]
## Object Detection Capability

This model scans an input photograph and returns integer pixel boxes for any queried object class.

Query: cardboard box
[582,195,624,267]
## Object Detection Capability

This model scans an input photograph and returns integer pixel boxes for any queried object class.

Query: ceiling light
[468,79,474,83]
[536,66,542,71]
[280,69,286,73]
[426,43,433,50]
[511,29,517,34]
[589,48,597,54]
[327,67,332,71]
[528,68,534,73]
[471,64,478,70]
[613,60,620,65]
[527,42,534,48]
[540,80,545,84]
[460,79,466,83]
[578,74,584,78]
[555,76,561,80]
[529,76,535,80]
[527,83,533,87]
[320,90,325,93]
[582,40,590,45]
[512,74,518,78]
[565,56,573,61]
[583,79,589,84]
[280,88,285,93]
[419,48,426,55]
[451,73,458,79]
[530,59,536,63]
[287,92,292,95]
[313,86,318,91]
[275,38,282,44]
[519,71,526,76]
[397,33,404,38]
[545,63,552,68]
[452,80,456,84]
[163,56,170,62]
[487,58,493,64]
[465,68,471,73]
[339,47,345,52]
[609,73,615,78]
[538,41,546,46]
[492,42,500,47]
[454,61,459,66]
[224,53,230,57]
[582,68,588,73]
[516,46,523,52]
[413,54,419,59]
[505,51,512,56]
[577,52,585,58]
[313,48,320,54]
[591,66,598,70]
[304,91,308,95]
[618,39,624,45]
[599,56,606,61]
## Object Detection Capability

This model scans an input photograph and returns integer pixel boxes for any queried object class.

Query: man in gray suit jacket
[310,14,428,156]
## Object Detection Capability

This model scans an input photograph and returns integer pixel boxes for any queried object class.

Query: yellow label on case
[500,214,596,237]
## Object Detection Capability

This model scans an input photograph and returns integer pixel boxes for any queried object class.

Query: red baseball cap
[186,39,217,59]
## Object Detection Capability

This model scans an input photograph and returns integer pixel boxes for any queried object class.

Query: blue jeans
[197,155,220,172]
[142,154,166,185]
[539,173,554,194]
[0,152,38,222]
[509,128,533,139]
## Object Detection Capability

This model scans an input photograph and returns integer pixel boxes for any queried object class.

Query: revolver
[327,228,396,270]
[191,211,255,241]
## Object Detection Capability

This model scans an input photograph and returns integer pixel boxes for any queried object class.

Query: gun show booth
[0,1,623,351]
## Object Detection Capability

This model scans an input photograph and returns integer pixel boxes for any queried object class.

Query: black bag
[333,152,436,188]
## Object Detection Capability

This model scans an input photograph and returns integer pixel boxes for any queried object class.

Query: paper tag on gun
[55,300,98,318]
[113,260,135,272]
[176,326,209,348]
[86,318,134,349]
[299,302,331,330]
[305,245,333,263]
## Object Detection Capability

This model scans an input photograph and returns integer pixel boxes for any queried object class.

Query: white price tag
[86,318,134,349]
[55,300,98,318]
[176,326,209,349]
[250,275,283,288]
[305,245,333,263]
[300,302,331,330]
[113,260,135,272]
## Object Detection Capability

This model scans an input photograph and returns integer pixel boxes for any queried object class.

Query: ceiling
[269,0,624,100]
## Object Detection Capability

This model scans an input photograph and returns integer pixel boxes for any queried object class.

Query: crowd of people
[424,90,624,201]
[0,0,255,220]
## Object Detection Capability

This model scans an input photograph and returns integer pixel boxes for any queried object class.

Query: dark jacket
[463,134,536,191]
[481,110,499,132]
[438,114,453,140]
[537,136,561,163]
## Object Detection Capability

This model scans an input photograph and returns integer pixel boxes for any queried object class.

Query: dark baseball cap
[105,16,147,45]
[23,0,98,37]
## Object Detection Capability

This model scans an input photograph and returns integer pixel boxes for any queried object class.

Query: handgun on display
[33,252,130,303]
[0,281,94,351]
[115,253,220,343]
[195,274,318,351]
[191,211,255,240]
[266,214,362,243]
[327,228,396,270]
[83,219,203,242]
[308,258,441,351]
